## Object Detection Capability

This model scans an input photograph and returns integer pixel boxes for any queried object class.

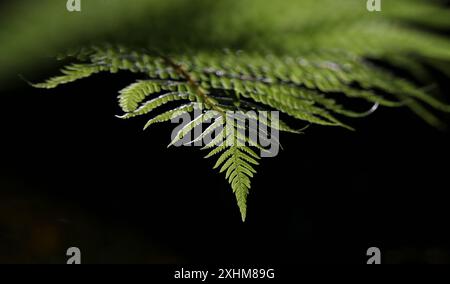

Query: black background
[0,63,449,264]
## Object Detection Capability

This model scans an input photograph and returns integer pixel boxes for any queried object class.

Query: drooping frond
[32,64,107,89]
[143,103,200,130]
[206,118,261,222]
[33,46,450,128]
[29,0,450,221]
[169,111,219,147]
[32,43,450,220]
[117,80,191,113]
[215,143,258,222]
[118,92,191,119]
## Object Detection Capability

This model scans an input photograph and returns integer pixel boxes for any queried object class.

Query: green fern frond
[33,64,107,89]
[169,110,219,147]
[143,103,199,130]
[118,92,194,119]
[29,0,450,221]
[201,126,228,149]
[118,80,191,113]
[33,43,450,220]
[208,125,261,221]
[185,115,225,146]
[204,144,228,159]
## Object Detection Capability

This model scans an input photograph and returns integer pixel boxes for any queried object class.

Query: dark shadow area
[1,67,449,263]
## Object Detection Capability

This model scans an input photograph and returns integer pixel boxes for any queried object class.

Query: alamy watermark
[66,1,381,13]
[67,0,81,12]
[367,0,382,12]
[63,246,379,264]
[367,247,381,264]
[66,247,81,264]
[170,109,281,158]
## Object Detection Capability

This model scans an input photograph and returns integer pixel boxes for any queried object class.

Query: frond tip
[32,64,106,89]
[205,119,261,222]
[211,144,260,222]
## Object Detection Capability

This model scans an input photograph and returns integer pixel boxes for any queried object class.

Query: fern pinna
[33,42,450,221]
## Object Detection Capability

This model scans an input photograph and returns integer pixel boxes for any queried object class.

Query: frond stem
[161,56,226,115]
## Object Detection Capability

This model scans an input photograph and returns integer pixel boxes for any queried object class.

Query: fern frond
[143,103,199,130]
[202,126,229,149]
[187,116,225,146]
[34,43,450,220]
[33,64,107,89]
[204,143,228,159]
[118,80,192,113]
[169,110,219,147]
[118,92,194,119]
[208,128,261,221]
